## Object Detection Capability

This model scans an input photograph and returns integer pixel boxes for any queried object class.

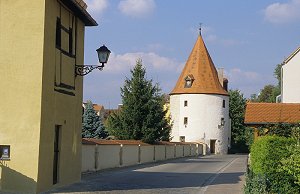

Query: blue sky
[83,0,300,108]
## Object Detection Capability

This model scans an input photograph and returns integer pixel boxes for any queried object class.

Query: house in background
[0,0,97,193]
[245,44,300,138]
[244,103,300,138]
[169,34,230,154]
[83,103,105,122]
[83,103,122,125]
[281,46,300,103]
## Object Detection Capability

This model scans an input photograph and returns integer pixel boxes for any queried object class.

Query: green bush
[249,135,299,193]
[250,136,295,175]
[279,144,300,187]
[244,170,268,194]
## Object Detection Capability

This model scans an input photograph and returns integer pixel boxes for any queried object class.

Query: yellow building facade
[0,0,97,193]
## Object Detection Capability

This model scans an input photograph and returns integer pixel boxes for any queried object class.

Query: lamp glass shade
[96,45,111,64]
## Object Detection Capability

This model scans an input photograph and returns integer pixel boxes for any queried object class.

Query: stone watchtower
[0,0,96,193]
[170,34,230,154]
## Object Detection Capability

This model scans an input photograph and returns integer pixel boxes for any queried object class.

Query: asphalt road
[47,154,247,194]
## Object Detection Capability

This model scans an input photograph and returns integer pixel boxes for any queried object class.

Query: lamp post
[75,45,111,76]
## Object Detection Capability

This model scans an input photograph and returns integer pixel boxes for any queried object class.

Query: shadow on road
[45,155,246,193]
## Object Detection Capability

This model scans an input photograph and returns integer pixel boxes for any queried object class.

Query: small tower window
[184,74,194,88]
[221,118,225,126]
[180,136,185,142]
[184,100,188,107]
[184,117,188,125]
[222,100,225,108]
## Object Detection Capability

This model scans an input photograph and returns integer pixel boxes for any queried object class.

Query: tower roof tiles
[170,35,228,96]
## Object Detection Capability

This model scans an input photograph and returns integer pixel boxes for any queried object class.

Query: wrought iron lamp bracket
[75,64,104,76]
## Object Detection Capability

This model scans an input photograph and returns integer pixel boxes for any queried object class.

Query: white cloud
[264,0,300,24]
[104,52,181,73]
[85,0,108,14]
[118,0,156,18]
[85,51,183,107]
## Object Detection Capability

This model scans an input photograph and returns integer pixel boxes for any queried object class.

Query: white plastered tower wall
[169,34,230,154]
[282,48,300,103]
[170,94,229,154]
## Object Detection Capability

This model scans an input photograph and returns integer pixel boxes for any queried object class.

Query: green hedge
[250,136,295,175]
[246,136,299,193]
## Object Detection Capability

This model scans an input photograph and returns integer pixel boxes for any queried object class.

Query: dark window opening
[56,17,75,57]
[0,145,10,160]
[184,100,188,107]
[69,27,73,54]
[56,18,61,48]
[222,100,225,108]
[210,140,216,154]
[180,136,185,142]
[221,118,225,126]
[53,125,61,185]
[184,117,188,125]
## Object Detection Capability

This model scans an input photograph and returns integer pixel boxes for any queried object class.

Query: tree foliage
[106,60,171,144]
[248,136,299,193]
[250,64,282,103]
[257,85,278,103]
[274,63,283,89]
[229,89,251,152]
[82,100,107,138]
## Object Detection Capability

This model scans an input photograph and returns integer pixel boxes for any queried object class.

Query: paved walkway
[46,154,248,194]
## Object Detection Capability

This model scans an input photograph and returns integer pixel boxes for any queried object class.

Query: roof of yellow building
[170,35,228,96]
[244,103,300,125]
[63,0,97,26]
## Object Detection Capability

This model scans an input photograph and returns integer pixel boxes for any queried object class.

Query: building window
[221,118,225,126]
[184,74,194,88]
[184,100,188,107]
[56,18,61,48]
[53,125,61,185]
[0,145,10,160]
[184,117,188,125]
[55,17,76,57]
[180,136,185,142]
[222,100,225,108]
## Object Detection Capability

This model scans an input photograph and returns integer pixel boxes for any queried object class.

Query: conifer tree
[107,59,171,144]
[82,100,107,138]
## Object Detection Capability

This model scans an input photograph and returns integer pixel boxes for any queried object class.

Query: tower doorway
[210,139,216,154]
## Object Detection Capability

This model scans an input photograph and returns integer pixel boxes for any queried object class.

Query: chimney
[223,78,228,92]
[217,68,224,87]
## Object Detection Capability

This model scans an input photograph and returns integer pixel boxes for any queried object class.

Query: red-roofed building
[170,34,230,154]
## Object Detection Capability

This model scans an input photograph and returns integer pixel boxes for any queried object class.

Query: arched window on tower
[184,74,194,88]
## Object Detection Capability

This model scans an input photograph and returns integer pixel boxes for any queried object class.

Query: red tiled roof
[244,103,300,125]
[170,35,228,96]
[93,104,104,112]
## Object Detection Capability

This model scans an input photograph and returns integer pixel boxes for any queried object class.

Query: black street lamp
[75,45,111,76]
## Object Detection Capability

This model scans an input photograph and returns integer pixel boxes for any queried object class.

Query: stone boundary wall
[81,138,205,173]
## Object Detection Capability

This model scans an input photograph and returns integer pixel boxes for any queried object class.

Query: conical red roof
[170,35,228,96]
